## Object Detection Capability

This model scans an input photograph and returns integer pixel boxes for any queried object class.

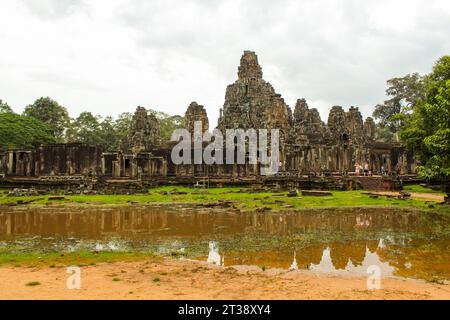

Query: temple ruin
[0,51,417,191]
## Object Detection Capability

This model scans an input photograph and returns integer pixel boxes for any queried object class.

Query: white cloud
[0,0,449,125]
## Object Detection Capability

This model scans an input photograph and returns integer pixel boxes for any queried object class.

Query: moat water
[0,205,449,282]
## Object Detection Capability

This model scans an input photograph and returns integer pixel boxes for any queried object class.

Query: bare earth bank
[0,258,448,300]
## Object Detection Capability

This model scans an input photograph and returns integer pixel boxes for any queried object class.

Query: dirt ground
[0,258,448,300]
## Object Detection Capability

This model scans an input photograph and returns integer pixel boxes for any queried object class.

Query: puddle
[0,206,449,281]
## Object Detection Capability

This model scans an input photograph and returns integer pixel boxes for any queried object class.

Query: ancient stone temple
[184,101,209,134]
[121,106,161,153]
[218,51,291,135]
[100,106,166,179]
[0,51,417,191]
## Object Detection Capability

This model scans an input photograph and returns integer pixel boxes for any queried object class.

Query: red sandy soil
[0,258,448,300]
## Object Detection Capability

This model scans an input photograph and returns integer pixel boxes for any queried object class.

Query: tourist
[354,163,360,175]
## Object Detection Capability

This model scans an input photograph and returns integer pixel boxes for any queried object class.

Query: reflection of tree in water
[207,238,449,281]
[0,207,427,238]
[0,206,448,281]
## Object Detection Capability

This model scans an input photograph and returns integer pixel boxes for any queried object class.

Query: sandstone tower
[121,106,161,153]
[217,51,291,134]
[184,101,209,134]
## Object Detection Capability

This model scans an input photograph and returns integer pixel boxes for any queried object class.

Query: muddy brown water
[0,205,449,281]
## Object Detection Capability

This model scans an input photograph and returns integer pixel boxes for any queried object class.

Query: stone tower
[217,51,291,134]
[238,50,263,80]
[122,106,161,153]
[184,101,209,134]
[292,98,326,144]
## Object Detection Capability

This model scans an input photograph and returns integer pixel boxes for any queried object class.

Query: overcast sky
[1,0,449,126]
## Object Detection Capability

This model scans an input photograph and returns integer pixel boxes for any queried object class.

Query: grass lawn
[403,184,446,195]
[0,250,159,267]
[0,185,448,214]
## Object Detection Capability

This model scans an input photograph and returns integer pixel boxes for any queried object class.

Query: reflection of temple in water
[207,241,224,266]
[309,242,395,277]
[205,239,396,277]
[1,206,448,280]
[0,206,426,239]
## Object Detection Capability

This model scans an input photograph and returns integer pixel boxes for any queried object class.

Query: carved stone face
[238,51,263,80]
[184,101,209,134]
[123,106,161,153]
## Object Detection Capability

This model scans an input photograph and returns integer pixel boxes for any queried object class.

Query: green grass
[403,184,446,195]
[0,185,448,214]
[0,251,159,267]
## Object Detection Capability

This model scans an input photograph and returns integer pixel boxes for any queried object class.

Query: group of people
[354,162,378,176]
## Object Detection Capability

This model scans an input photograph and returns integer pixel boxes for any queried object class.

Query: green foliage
[148,109,184,141]
[399,56,450,181]
[0,99,14,114]
[3,97,182,150]
[0,113,55,149]
[23,97,70,142]
[66,112,139,151]
[66,112,120,151]
[375,123,395,142]
[114,112,133,147]
[373,73,425,136]
[66,112,102,146]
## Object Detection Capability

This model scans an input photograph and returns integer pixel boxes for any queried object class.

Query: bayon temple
[0,51,416,191]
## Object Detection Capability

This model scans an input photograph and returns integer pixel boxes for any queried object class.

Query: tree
[99,116,119,151]
[23,97,70,142]
[66,112,104,147]
[0,99,14,114]
[66,113,131,151]
[373,73,425,139]
[375,123,395,142]
[148,109,184,141]
[0,113,54,149]
[399,56,450,199]
[114,112,133,148]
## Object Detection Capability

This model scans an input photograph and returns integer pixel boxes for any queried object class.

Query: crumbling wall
[35,143,102,176]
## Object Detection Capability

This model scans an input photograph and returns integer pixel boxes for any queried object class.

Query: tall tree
[99,116,119,151]
[0,99,14,114]
[399,56,450,199]
[66,112,103,147]
[23,97,70,142]
[375,123,395,142]
[114,112,133,149]
[0,113,54,149]
[373,73,425,139]
[148,109,183,141]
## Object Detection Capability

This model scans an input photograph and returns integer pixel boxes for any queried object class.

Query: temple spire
[238,50,263,80]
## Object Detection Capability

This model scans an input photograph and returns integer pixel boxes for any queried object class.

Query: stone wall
[35,143,103,176]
